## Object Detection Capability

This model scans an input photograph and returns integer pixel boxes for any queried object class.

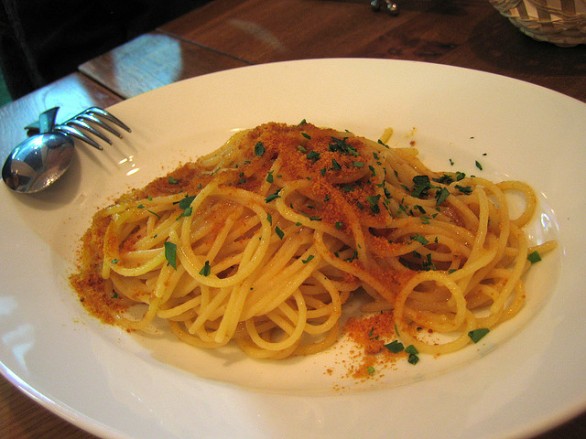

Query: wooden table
[1,1,585,437]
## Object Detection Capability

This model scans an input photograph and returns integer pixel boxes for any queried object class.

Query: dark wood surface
[79,32,250,99]
[1,0,585,437]
[78,0,585,103]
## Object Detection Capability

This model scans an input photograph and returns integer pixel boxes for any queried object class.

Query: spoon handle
[38,107,59,134]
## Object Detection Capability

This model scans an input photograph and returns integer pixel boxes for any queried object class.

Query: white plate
[1,59,585,439]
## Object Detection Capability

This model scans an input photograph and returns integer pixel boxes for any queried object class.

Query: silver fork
[54,107,132,150]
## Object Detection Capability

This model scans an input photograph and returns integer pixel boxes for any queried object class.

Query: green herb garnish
[384,340,404,353]
[468,328,490,343]
[405,345,419,364]
[165,242,177,269]
[455,185,473,195]
[328,137,359,156]
[306,150,320,162]
[367,195,381,214]
[147,209,161,218]
[435,187,450,206]
[411,175,431,198]
[412,234,429,245]
[265,189,281,203]
[254,141,265,157]
[175,195,196,218]
[199,260,211,276]
[527,251,542,264]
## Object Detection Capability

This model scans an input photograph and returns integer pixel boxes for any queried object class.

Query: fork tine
[76,114,123,138]
[67,119,113,144]
[55,106,131,150]
[55,125,103,150]
[86,107,132,133]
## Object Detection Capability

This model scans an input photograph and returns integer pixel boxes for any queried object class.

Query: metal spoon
[2,107,74,194]
[2,106,130,194]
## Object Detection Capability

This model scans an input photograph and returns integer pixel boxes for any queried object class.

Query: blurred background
[0,0,211,106]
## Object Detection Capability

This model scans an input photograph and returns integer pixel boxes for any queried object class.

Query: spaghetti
[71,122,555,359]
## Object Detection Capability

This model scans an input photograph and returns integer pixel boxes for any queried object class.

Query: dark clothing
[0,0,209,99]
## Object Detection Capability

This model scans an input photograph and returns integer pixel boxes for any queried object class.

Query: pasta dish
[71,122,555,360]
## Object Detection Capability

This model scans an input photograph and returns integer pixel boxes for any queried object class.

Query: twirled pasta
[71,122,555,359]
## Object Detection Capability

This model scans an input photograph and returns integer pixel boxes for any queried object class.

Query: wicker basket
[489,0,586,46]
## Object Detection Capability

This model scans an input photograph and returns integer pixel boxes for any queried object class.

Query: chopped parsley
[384,340,404,353]
[177,195,195,210]
[265,189,281,203]
[422,253,436,271]
[175,195,196,218]
[275,226,285,239]
[168,176,179,185]
[405,345,419,364]
[411,175,451,206]
[306,150,320,162]
[433,172,465,185]
[527,251,542,264]
[147,209,161,218]
[164,242,177,269]
[468,328,490,343]
[328,137,359,156]
[411,234,429,245]
[301,255,315,264]
[199,260,211,276]
[455,185,473,195]
[475,160,483,170]
[254,141,265,157]
[414,205,426,214]
[411,175,431,198]
[367,195,381,214]
[435,187,450,206]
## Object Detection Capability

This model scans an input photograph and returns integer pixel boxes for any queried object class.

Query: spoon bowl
[2,106,130,194]
[2,132,74,193]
